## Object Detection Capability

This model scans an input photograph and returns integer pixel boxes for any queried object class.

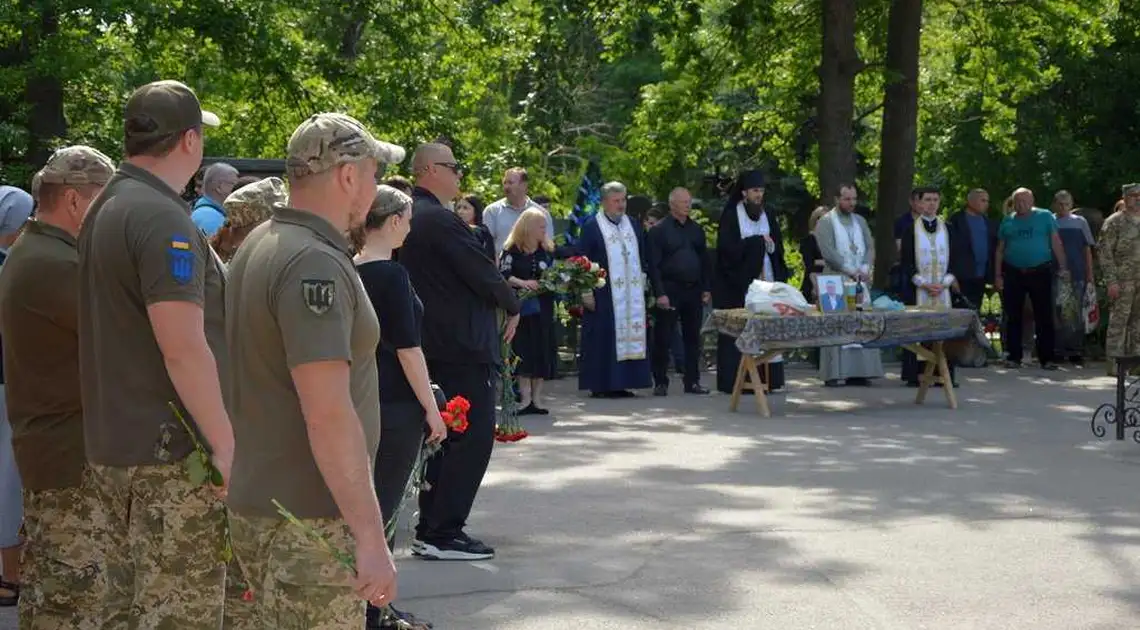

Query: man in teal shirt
[994,187,1068,369]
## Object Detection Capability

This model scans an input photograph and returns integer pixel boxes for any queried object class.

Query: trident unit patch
[301,279,335,315]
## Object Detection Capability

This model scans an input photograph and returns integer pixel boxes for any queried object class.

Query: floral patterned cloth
[706,308,988,354]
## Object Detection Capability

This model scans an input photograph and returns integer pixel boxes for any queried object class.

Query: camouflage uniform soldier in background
[1099,182,1140,368]
[225,113,403,628]
[211,176,287,262]
[0,146,114,629]
[77,81,232,629]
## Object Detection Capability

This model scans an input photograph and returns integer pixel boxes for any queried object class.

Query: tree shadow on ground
[398,365,1140,627]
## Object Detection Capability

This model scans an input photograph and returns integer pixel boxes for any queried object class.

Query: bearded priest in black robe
[712,170,789,393]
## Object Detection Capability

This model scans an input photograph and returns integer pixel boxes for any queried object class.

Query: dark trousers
[1001,263,1055,364]
[374,400,425,546]
[959,277,987,311]
[652,288,703,387]
[368,400,425,619]
[416,361,495,540]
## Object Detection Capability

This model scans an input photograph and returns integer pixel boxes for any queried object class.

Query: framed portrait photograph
[813,274,847,313]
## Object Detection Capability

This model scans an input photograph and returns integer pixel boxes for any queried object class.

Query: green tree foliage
[0,0,1130,229]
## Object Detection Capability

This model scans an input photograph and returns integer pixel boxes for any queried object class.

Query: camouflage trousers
[226,513,362,629]
[1107,282,1140,359]
[89,461,226,630]
[19,469,106,629]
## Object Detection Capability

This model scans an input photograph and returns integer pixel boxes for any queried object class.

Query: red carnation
[597,268,607,279]
[568,305,584,318]
[241,589,254,602]
[443,396,471,434]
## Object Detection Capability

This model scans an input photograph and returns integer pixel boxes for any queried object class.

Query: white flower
[595,277,607,289]
[560,273,571,282]
[590,262,600,272]
[539,261,548,270]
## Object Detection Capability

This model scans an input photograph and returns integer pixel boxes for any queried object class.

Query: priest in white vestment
[577,181,653,397]
[898,189,959,386]
[812,184,885,386]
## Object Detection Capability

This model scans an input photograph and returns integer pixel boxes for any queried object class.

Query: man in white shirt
[482,167,553,253]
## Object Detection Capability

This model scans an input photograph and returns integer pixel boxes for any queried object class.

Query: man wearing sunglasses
[399,143,521,561]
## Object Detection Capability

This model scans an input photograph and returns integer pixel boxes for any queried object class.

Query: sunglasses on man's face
[435,162,463,175]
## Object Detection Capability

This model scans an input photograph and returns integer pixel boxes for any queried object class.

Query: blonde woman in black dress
[499,208,557,415]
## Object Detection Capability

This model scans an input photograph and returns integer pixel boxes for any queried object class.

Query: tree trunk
[24,7,66,176]
[872,0,923,289]
[817,0,862,205]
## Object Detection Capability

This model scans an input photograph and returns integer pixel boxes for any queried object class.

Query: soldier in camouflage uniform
[77,81,232,629]
[1099,183,1140,367]
[225,113,404,628]
[0,146,114,629]
[211,177,287,262]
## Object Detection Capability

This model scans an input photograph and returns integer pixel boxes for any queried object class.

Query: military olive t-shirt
[0,222,86,490]
[225,206,381,519]
[77,163,228,467]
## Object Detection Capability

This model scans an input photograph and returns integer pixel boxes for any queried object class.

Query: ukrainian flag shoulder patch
[167,234,195,285]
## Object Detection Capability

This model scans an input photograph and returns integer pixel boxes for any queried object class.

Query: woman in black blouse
[354,185,446,630]
[499,208,557,415]
[455,194,497,262]
[799,206,829,302]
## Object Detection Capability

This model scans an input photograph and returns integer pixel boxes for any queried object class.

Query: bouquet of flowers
[495,326,530,443]
[547,256,607,310]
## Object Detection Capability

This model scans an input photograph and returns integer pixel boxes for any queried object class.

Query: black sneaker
[412,533,495,561]
[684,384,710,394]
[653,384,668,396]
[367,604,434,629]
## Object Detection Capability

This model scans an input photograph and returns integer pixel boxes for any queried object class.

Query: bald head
[202,162,239,203]
[668,187,692,221]
[411,143,461,203]
[1011,187,1034,215]
[412,143,454,174]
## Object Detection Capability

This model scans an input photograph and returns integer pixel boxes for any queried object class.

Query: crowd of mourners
[0,78,1139,630]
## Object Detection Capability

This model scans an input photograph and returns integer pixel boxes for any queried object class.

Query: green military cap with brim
[124,80,220,143]
[31,145,116,201]
[285,113,405,179]
[223,177,287,230]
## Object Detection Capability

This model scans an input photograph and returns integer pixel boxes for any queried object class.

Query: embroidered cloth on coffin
[705,308,988,354]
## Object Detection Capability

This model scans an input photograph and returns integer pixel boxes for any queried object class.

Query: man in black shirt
[398,143,521,561]
[647,187,710,395]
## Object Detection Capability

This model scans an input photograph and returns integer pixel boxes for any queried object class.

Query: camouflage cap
[31,145,116,201]
[223,177,287,229]
[286,113,405,179]
[124,80,219,142]
[1123,183,1140,196]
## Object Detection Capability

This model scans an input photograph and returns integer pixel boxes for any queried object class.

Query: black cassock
[711,200,789,393]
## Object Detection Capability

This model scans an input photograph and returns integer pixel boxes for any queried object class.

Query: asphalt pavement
[5,361,1140,629]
